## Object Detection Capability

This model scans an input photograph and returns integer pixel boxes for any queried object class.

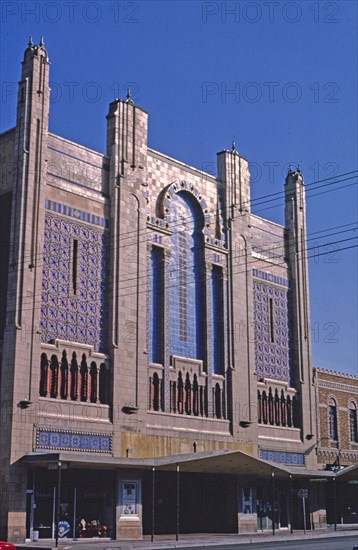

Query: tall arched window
[328,398,338,442]
[349,401,357,443]
[149,246,164,364]
[212,265,224,374]
[169,192,205,360]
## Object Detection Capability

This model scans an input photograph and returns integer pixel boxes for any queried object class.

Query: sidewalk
[17,526,358,550]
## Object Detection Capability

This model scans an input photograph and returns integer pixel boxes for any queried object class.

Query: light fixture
[18,399,32,409]
[240,420,252,428]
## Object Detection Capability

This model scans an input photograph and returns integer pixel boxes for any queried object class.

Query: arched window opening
[274,389,280,426]
[328,398,338,442]
[89,361,98,403]
[177,372,184,414]
[257,391,262,424]
[50,355,59,398]
[185,373,192,415]
[286,395,292,427]
[214,383,222,419]
[262,391,268,424]
[171,381,177,414]
[152,372,160,411]
[40,353,49,397]
[200,386,205,417]
[80,354,88,402]
[268,388,274,425]
[149,246,164,364]
[60,350,69,400]
[70,352,78,401]
[212,265,224,374]
[280,390,286,426]
[169,192,205,361]
[193,375,199,416]
[349,402,358,443]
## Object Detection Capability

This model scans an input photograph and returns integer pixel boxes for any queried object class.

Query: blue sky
[1,1,357,375]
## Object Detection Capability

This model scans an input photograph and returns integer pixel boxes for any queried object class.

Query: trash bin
[32,530,39,542]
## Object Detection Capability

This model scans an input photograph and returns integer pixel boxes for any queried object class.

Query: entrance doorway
[142,471,238,535]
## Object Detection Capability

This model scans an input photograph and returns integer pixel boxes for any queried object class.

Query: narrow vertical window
[149,246,164,364]
[179,213,187,341]
[349,403,358,443]
[212,265,224,374]
[72,238,78,294]
[269,298,274,343]
[328,398,338,442]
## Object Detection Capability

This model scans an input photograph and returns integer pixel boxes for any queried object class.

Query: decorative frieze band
[253,269,290,288]
[45,199,109,229]
[317,380,358,394]
[260,448,305,465]
[35,426,113,454]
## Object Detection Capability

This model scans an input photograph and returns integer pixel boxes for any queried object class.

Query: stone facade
[1,41,353,543]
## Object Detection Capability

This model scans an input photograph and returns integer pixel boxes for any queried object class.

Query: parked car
[0,543,16,550]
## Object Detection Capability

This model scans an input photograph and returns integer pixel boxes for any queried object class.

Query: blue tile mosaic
[36,427,112,454]
[260,449,305,465]
[212,265,224,374]
[45,199,109,229]
[253,276,291,384]
[149,246,164,364]
[168,192,205,360]
[253,269,290,288]
[41,213,108,352]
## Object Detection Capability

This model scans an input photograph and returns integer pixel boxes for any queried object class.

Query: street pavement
[17,527,358,550]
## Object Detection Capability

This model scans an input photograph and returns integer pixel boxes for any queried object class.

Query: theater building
[0,40,356,542]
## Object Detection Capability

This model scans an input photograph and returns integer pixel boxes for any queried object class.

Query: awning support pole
[271,471,275,536]
[151,467,155,542]
[55,461,61,548]
[289,474,293,534]
[333,477,337,532]
[72,487,77,540]
[176,464,180,541]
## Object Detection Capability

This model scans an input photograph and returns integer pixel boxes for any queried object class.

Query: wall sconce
[18,399,32,409]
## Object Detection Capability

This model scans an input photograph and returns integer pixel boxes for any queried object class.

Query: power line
[6,227,357,311]
[5,173,358,273]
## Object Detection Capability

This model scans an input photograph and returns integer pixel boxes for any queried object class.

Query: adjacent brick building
[314,368,358,467]
[0,40,356,543]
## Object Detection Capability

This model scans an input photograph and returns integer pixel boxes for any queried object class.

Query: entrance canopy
[21,449,357,480]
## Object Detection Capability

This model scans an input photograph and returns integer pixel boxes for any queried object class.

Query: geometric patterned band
[45,199,109,229]
[35,427,113,454]
[253,269,290,288]
[260,449,305,465]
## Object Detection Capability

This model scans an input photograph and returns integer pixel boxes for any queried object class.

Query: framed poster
[242,486,253,514]
[121,481,139,516]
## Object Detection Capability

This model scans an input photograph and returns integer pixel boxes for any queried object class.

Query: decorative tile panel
[45,199,109,229]
[41,211,108,352]
[253,269,290,288]
[260,449,305,465]
[36,427,112,454]
[253,273,291,383]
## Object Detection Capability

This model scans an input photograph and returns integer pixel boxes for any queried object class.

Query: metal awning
[20,449,354,480]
